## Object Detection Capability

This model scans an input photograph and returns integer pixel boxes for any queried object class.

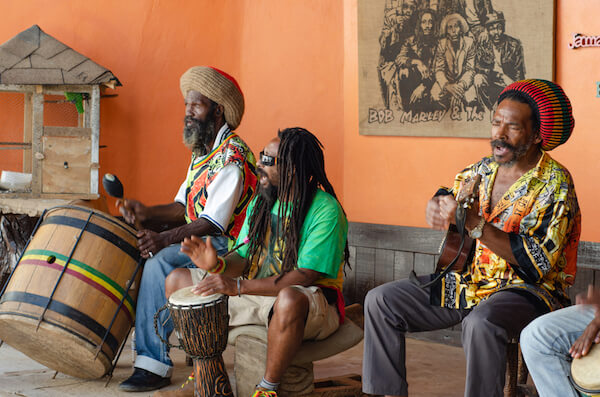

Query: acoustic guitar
[435,174,481,273]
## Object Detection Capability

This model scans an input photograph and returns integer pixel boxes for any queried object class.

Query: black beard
[183,116,217,156]
[490,139,530,167]
[257,171,278,206]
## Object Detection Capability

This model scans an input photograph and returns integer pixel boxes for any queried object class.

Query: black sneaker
[119,367,171,392]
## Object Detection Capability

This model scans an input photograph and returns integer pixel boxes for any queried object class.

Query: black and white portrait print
[358,0,554,137]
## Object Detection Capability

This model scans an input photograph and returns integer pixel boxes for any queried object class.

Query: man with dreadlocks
[165,127,349,397]
[119,66,257,392]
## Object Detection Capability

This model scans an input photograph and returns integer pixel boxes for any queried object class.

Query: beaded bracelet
[208,256,226,274]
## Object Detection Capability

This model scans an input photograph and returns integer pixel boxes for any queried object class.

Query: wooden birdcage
[0,25,120,200]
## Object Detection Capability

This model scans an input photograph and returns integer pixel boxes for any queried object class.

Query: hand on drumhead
[570,285,600,358]
[191,274,237,296]
[180,235,217,271]
[137,229,166,259]
[569,317,600,359]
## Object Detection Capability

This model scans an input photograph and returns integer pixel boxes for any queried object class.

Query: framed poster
[358,0,555,137]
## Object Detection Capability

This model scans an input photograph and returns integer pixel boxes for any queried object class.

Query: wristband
[208,256,226,274]
[237,278,242,297]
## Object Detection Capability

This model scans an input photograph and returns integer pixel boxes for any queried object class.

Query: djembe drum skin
[571,342,600,396]
[157,286,233,397]
[0,205,142,379]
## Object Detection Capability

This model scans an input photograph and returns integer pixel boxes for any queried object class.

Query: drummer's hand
[180,236,218,271]
[191,274,237,296]
[570,285,600,358]
[116,198,148,226]
[137,229,166,259]
[569,317,600,359]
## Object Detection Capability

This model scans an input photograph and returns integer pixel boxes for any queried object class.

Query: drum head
[169,286,223,307]
[572,343,600,392]
[0,314,111,379]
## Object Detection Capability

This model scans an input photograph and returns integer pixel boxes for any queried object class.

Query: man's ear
[215,104,224,117]
[533,130,542,145]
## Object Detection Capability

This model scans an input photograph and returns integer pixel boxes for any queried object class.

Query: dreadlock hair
[244,127,351,280]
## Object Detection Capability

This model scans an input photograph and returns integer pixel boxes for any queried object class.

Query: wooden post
[23,92,33,173]
[31,89,44,196]
[90,85,100,195]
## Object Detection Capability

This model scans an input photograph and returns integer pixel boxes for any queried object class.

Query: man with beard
[430,13,477,114]
[119,66,257,392]
[163,127,349,397]
[378,0,418,109]
[362,79,580,397]
[474,11,525,111]
[397,8,437,112]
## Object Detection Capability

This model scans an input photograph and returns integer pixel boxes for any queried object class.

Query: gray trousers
[362,275,545,397]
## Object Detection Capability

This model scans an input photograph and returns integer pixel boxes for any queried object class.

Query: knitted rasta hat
[180,66,244,129]
[498,79,575,151]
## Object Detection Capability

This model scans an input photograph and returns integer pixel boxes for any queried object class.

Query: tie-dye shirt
[432,152,581,311]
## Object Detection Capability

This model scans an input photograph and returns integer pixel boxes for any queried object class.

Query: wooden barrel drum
[0,205,142,379]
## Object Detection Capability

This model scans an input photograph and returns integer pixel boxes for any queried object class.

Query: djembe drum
[570,343,600,396]
[0,205,142,379]
[155,286,233,397]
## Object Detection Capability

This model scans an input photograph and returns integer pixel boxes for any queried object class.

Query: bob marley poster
[358,0,555,137]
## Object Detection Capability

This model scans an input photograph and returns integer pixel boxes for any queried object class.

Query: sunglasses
[259,151,278,167]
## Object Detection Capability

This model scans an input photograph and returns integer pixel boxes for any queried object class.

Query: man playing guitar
[362,79,581,397]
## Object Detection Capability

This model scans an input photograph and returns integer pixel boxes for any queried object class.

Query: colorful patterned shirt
[432,152,581,311]
[184,128,257,240]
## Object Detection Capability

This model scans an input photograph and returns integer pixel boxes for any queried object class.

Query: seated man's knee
[165,268,192,298]
[273,287,309,321]
[365,284,387,311]
[473,73,486,88]
[462,305,493,335]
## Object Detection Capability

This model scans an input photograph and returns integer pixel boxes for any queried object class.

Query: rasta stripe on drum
[20,250,136,322]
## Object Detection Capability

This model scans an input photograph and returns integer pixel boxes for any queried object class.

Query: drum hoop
[45,205,138,238]
[569,374,600,395]
[168,295,228,311]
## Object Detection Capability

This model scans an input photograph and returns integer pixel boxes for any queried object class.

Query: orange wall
[1,1,599,242]
[0,0,344,213]
[344,0,600,242]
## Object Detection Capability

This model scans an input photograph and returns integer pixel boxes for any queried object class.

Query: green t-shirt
[235,189,347,291]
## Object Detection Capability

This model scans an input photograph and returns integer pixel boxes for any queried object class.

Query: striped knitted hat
[498,79,574,151]
[180,66,244,129]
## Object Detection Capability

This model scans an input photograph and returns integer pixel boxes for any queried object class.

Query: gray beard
[183,117,217,156]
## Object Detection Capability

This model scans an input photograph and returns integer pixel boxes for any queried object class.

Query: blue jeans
[133,236,228,377]
[521,305,595,397]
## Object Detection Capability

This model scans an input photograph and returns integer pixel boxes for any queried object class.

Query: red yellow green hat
[498,79,574,151]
